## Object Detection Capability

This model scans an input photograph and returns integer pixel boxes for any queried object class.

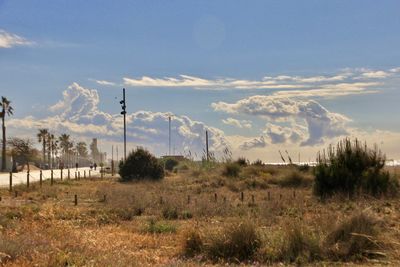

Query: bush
[222,163,241,177]
[252,159,264,166]
[204,221,261,261]
[162,206,179,220]
[279,225,321,263]
[314,138,396,198]
[182,230,203,257]
[163,157,179,171]
[324,213,381,260]
[235,157,249,166]
[118,147,164,181]
[144,219,177,234]
[279,171,312,188]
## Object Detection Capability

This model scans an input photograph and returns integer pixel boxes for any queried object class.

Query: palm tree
[1,97,14,171]
[47,133,55,168]
[37,128,49,167]
[59,134,73,166]
[76,142,88,158]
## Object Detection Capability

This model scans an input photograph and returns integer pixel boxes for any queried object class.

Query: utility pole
[120,88,127,161]
[111,145,114,176]
[168,115,171,156]
[206,130,209,162]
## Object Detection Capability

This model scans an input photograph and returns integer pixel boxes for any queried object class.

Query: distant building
[161,155,185,161]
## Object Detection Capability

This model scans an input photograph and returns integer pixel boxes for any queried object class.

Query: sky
[1,0,400,162]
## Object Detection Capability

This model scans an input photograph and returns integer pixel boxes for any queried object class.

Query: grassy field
[0,163,399,266]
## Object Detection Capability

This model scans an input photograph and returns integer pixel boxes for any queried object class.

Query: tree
[59,133,73,166]
[1,97,13,171]
[37,128,49,166]
[76,142,88,157]
[119,147,164,181]
[8,138,36,171]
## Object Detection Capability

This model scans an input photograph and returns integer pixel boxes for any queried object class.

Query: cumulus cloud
[222,118,252,129]
[0,29,33,48]
[263,123,305,144]
[9,83,230,157]
[240,136,267,150]
[212,95,350,147]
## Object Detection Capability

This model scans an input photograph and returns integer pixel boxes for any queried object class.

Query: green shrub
[162,206,179,220]
[279,171,312,188]
[182,230,203,257]
[314,138,397,198]
[118,147,164,181]
[279,225,321,263]
[324,213,381,260]
[162,157,179,171]
[222,163,241,177]
[235,157,249,166]
[204,221,261,261]
[252,159,264,166]
[144,219,177,234]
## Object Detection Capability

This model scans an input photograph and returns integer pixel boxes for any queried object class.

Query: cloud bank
[8,83,230,157]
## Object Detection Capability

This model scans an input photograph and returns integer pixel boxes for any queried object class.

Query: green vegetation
[314,138,398,198]
[118,147,164,181]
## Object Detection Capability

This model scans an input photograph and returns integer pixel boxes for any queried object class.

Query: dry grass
[0,164,399,266]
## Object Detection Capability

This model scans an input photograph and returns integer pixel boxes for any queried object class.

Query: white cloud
[9,83,230,158]
[222,118,252,129]
[0,29,33,48]
[212,95,350,146]
[92,79,117,86]
[240,136,267,150]
[120,67,399,94]
[361,70,390,79]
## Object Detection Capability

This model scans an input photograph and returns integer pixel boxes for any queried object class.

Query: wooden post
[214,193,218,202]
[68,169,70,179]
[268,191,270,201]
[293,190,296,198]
[60,169,63,181]
[51,170,54,186]
[103,194,107,202]
[89,170,91,178]
[75,172,77,180]
[78,171,81,180]
[9,172,12,192]
[280,194,282,200]
[240,192,244,202]
[74,194,78,206]
[84,170,86,179]
[27,171,30,188]
[101,168,104,179]
[39,170,42,187]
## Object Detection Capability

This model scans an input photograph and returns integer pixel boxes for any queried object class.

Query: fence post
[27,171,30,188]
[75,172,77,180]
[214,193,218,202]
[89,170,91,178]
[51,169,54,186]
[84,170,86,179]
[101,168,104,179]
[74,194,78,206]
[68,169,70,179]
[78,171,81,180]
[60,169,63,181]
[240,192,244,202]
[40,170,43,187]
[9,172,12,192]
[268,191,270,201]
[293,190,296,198]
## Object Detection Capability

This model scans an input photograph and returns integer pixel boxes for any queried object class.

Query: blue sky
[1,0,400,161]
